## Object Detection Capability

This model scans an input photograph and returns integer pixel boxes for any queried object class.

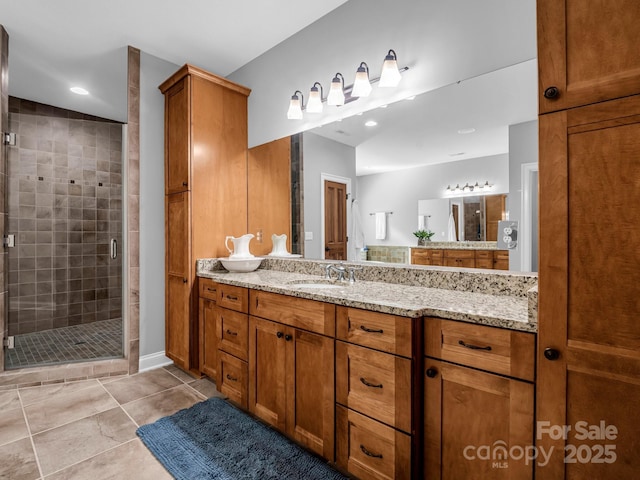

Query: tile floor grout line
[98,378,142,429]
[18,378,101,408]
[17,388,45,480]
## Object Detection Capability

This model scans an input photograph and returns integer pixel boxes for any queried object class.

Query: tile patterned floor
[0,365,222,479]
[5,319,123,370]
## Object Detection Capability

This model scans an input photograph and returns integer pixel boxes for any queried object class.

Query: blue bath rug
[136,397,348,480]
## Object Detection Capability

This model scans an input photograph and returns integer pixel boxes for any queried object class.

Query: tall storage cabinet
[537,2,640,478]
[160,65,250,372]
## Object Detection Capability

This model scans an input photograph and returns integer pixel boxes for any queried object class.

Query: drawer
[217,284,248,313]
[425,318,536,381]
[474,250,494,259]
[336,341,411,433]
[475,258,494,269]
[199,277,218,301]
[336,405,411,480]
[336,307,412,358]
[444,249,475,259]
[250,290,335,336]
[217,307,248,361]
[216,351,248,408]
[429,249,444,257]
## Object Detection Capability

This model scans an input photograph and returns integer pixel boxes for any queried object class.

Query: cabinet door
[248,316,287,431]
[538,97,640,479]
[166,192,191,369]
[537,0,640,113]
[493,251,509,270]
[286,328,335,460]
[424,359,534,480]
[199,298,217,378]
[165,76,190,194]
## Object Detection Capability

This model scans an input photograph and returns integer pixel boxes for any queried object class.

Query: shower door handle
[110,239,117,259]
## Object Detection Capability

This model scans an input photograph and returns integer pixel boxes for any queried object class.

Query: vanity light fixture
[327,73,345,106]
[379,49,402,87]
[286,50,408,119]
[351,62,372,97]
[286,90,304,120]
[307,82,324,113]
[446,181,493,194]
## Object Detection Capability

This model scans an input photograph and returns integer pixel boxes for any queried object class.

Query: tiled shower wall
[6,98,123,336]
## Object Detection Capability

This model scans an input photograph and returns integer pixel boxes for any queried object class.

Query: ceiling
[1,0,348,121]
[1,0,538,174]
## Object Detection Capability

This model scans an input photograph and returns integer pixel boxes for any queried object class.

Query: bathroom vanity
[196,258,537,479]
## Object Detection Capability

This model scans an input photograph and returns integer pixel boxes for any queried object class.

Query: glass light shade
[327,78,345,106]
[307,86,323,113]
[379,56,401,87]
[287,95,303,120]
[351,67,372,97]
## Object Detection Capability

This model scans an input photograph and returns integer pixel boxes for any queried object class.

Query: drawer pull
[360,444,383,459]
[458,340,492,351]
[226,374,238,382]
[360,325,384,334]
[225,329,238,336]
[206,287,216,293]
[277,331,284,338]
[360,377,383,389]
[226,294,239,301]
[285,334,292,342]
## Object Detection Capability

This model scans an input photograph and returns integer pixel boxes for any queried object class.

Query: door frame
[320,173,351,260]
[520,162,539,271]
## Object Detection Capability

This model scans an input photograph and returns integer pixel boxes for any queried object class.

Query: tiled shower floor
[5,319,123,369]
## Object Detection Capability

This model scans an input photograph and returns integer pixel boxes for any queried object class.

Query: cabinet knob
[543,348,560,361]
[182,278,188,283]
[182,181,188,187]
[426,368,438,378]
[276,331,284,338]
[544,86,559,99]
[284,334,292,341]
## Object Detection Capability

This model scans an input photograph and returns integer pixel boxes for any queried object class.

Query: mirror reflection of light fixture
[379,49,401,87]
[351,62,372,97]
[446,181,493,194]
[327,73,345,106]
[306,82,324,113]
[287,90,304,120]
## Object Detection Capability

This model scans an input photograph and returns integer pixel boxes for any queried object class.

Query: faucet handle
[346,266,363,283]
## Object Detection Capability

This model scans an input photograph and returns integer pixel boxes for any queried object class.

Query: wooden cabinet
[247,137,292,256]
[198,294,217,379]
[537,95,640,478]
[161,65,250,372]
[248,293,335,460]
[424,360,534,480]
[424,318,535,479]
[411,248,509,270]
[335,306,415,479]
[410,248,443,266]
[537,0,640,114]
[443,249,475,268]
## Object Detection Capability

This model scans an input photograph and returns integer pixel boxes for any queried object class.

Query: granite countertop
[198,268,535,333]
[411,241,503,250]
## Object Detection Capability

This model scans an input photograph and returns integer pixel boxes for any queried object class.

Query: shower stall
[4,97,124,369]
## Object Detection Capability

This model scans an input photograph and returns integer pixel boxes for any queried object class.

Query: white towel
[375,212,386,240]
[351,200,365,249]
[447,212,457,241]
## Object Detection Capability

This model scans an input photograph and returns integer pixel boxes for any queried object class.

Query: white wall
[418,199,451,240]
[507,119,538,271]
[302,133,356,259]
[357,154,509,246]
[139,52,180,356]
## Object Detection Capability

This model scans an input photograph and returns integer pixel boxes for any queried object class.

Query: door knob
[543,348,560,361]
[543,86,559,99]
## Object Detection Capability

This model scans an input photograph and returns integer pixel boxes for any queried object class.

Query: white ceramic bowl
[218,257,263,273]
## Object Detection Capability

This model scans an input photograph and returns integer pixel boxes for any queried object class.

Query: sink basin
[287,280,346,289]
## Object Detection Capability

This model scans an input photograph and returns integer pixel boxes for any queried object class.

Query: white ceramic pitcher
[271,233,288,255]
[225,234,255,259]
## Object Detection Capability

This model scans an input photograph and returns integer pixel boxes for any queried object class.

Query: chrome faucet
[325,262,347,281]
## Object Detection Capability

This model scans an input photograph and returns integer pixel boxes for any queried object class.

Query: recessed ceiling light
[365,120,378,127]
[70,87,89,95]
[457,128,476,134]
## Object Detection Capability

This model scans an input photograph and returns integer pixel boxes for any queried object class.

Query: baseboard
[139,351,173,372]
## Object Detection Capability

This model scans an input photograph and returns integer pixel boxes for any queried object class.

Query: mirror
[297,60,538,271]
